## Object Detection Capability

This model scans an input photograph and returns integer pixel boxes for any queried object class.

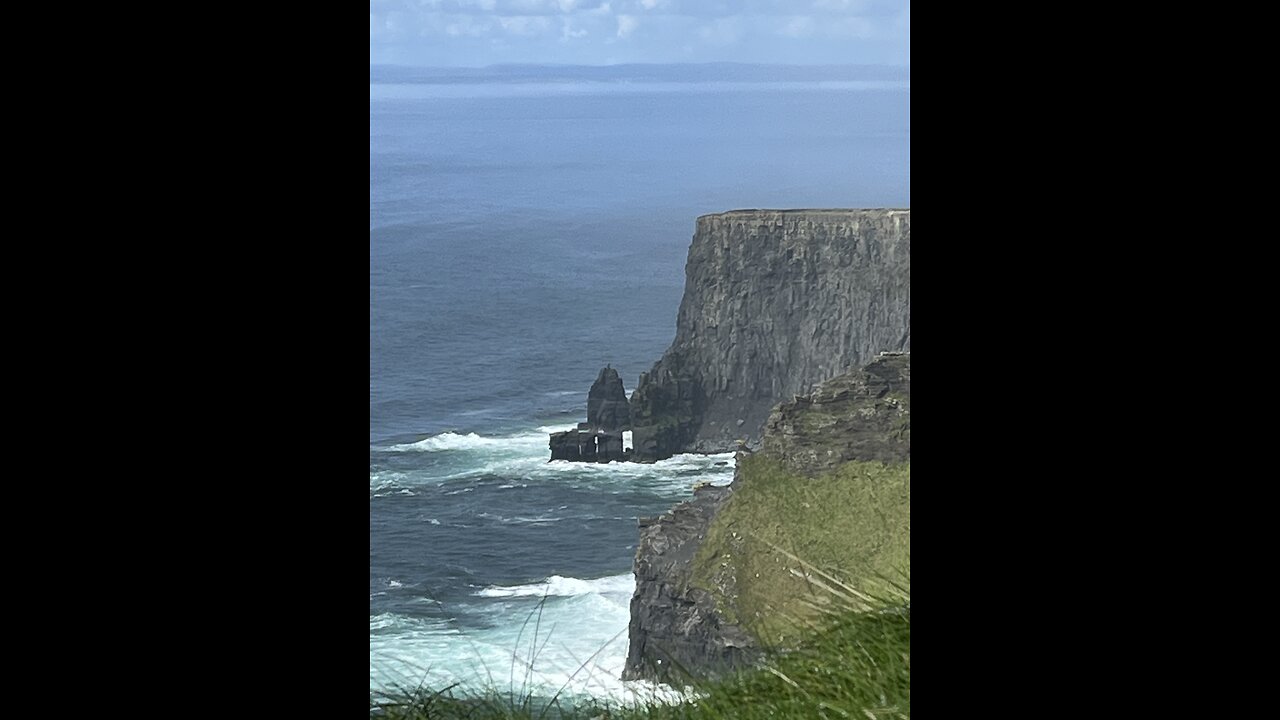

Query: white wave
[387,427,570,453]
[478,512,563,525]
[512,516,560,524]
[370,470,408,494]
[475,573,634,599]
[370,587,688,705]
[388,432,506,452]
[375,424,736,498]
[388,579,403,588]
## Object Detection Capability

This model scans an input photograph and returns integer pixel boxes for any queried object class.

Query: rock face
[622,483,759,683]
[761,351,910,474]
[587,366,631,433]
[630,209,910,461]
[624,353,911,682]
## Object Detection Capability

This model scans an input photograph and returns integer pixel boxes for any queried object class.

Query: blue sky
[370,0,910,67]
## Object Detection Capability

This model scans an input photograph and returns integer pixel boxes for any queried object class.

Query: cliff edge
[630,209,910,461]
[624,353,911,683]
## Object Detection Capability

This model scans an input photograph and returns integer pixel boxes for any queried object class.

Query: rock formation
[760,351,910,474]
[630,209,910,461]
[624,353,911,682]
[587,366,632,433]
[623,482,755,683]
[548,366,633,462]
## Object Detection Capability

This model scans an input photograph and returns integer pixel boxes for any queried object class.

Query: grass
[690,455,910,645]
[371,579,910,720]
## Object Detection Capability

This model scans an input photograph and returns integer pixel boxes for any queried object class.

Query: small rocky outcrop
[548,366,632,463]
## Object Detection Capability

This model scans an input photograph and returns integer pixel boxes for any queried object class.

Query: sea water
[369,67,909,701]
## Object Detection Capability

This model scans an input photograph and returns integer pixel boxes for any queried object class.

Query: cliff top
[699,208,909,220]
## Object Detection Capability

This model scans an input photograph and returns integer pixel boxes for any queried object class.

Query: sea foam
[370,576,686,705]
[475,573,634,599]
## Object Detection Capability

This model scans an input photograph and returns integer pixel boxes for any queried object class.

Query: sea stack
[548,366,633,462]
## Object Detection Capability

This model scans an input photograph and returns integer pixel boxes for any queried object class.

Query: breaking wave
[475,573,634,599]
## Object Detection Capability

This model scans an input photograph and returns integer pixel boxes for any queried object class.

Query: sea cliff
[629,209,910,461]
[625,353,911,682]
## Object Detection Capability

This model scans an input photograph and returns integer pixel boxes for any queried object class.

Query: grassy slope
[690,455,911,646]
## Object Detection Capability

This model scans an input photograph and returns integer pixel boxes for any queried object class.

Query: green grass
[371,592,910,720]
[690,455,910,645]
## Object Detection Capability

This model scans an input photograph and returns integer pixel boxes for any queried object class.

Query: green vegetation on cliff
[690,455,910,645]
[371,596,909,720]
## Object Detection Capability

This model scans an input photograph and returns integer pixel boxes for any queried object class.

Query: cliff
[630,209,910,461]
[624,353,911,683]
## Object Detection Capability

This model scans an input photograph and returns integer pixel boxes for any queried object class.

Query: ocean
[369,67,910,701]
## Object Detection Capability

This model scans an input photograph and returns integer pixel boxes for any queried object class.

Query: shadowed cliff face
[624,353,911,683]
[630,209,910,461]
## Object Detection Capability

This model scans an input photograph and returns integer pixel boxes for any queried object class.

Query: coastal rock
[624,354,911,682]
[587,366,631,433]
[548,368,632,463]
[762,351,910,475]
[630,209,910,461]
[622,483,759,682]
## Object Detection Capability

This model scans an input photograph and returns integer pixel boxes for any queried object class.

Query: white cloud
[499,14,553,34]
[560,17,588,39]
[617,14,639,38]
[639,0,664,9]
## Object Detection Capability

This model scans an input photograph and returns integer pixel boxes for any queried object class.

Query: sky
[370,0,910,67]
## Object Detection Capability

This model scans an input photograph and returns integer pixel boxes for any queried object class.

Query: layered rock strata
[622,482,757,682]
[630,209,910,461]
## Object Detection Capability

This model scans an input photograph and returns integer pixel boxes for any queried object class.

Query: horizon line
[371,61,910,70]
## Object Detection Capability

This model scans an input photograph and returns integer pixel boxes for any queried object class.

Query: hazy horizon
[371,1,910,67]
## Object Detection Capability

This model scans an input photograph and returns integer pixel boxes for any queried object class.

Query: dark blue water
[369,74,909,699]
